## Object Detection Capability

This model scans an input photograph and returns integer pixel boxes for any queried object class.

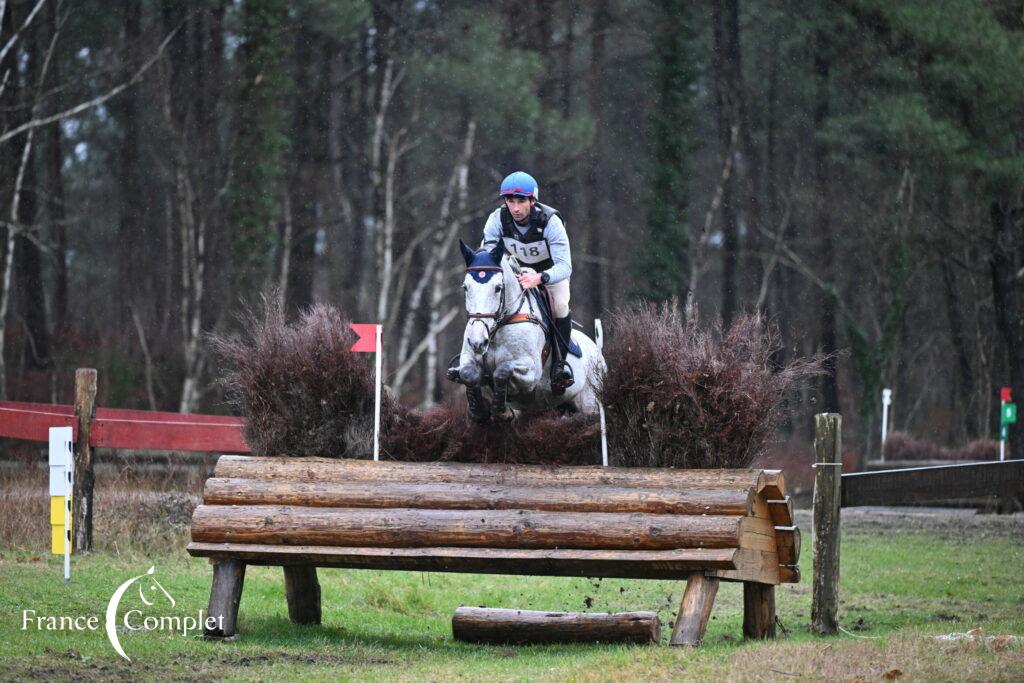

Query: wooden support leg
[670,572,720,646]
[743,582,776,640]
[283,565,322,625]
[204,559,246,639]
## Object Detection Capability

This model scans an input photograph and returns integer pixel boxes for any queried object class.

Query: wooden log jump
[187,456,801,645]
[452,607,660,645]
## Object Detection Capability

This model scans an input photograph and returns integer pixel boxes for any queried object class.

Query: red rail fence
[0,368,250,551]
[0,400,249,452]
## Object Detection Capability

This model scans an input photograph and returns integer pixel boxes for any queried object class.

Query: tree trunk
[285,27,317,313]
[941,254,976,441]
[117,0,144,332]
[582,0,610,320]
[989,201,1023,453]
[45,0,67,342]
[813,33,840,416]
[714,0,742,327]
[324,41,356,312]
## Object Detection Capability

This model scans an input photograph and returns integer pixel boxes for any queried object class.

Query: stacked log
[188,456,797,584]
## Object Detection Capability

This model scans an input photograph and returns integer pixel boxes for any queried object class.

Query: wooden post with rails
[811,413,842,635]
[73,368,97,552]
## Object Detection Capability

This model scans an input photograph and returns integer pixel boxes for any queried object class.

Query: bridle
[465,263,540,345]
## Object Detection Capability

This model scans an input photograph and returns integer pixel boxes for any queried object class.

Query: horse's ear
[488,239,505,265]
[459,239,475,266]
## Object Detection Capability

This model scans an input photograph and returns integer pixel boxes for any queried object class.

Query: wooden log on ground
[214,456,774,493]
[743,582,776,639]
[187,543,741,580]
[204,559,246,639]
[811,413,842,635]
[452,607,660,645]
[191,505,746,551]
[203,478,754,516]
[670,572,720,646]
[283,565,321,625]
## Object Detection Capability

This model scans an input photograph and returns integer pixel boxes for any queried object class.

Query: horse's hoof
[495,408,515,422]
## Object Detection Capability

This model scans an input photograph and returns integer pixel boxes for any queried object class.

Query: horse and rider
[447,171,606,422]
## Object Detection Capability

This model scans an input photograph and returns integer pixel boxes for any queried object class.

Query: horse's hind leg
[492,362,515,421]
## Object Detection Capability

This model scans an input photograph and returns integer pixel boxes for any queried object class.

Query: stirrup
[551,361,574,394]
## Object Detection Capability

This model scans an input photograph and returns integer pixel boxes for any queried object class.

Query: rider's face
[504,196,535,224]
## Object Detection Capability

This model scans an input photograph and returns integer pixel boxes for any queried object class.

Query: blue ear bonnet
[467,250,501,283]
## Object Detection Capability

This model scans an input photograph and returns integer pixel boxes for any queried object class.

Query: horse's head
[460,239,511,356]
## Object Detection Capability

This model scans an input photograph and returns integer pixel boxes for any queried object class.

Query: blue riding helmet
[499,171,539,200]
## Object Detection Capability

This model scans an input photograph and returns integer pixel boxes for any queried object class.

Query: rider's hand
[517,272,543,289]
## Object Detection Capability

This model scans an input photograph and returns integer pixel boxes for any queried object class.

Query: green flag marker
[1002,403,1017,425]
[1000,424,1009,440]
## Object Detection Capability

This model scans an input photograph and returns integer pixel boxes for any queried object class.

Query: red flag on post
[350,324,378,353]
[1001,387,1013,403]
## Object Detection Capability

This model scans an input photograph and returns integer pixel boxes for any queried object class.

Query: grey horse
[450,240,605,422]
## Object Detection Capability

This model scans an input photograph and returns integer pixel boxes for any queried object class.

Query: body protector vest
[499,202,562,273]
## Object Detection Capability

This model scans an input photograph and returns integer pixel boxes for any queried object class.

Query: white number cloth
[502,237,551,265]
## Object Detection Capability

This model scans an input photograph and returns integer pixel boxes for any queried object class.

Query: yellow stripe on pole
[50,495,72,555]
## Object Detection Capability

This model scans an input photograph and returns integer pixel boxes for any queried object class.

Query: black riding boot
[551,314,575,394]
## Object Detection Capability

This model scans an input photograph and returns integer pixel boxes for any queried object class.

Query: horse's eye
[462,284,467,291]
[495,286,503,293]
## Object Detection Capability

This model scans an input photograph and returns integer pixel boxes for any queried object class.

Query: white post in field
[49,426,74,584]
[374,324,383,462]
[595,319,608,468]
[880,388,892,462]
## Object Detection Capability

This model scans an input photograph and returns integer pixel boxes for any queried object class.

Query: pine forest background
[1,0,1023,462]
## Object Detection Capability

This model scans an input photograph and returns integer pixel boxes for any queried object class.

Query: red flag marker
[350,324,378,353]
[1001,387,1012,403]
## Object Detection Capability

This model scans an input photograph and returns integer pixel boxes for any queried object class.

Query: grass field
[2,524,1022,682]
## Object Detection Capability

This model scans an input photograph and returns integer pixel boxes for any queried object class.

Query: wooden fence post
[73,368,97,552]
[811,412,842,635]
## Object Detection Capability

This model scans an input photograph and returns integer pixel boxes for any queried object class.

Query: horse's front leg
[491,361,516,421]
[455,359,490,424]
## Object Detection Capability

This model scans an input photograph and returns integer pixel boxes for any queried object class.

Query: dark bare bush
[599,304,824,469]
[883,431,999,461]
[210,295,406,457]
[384,400,600,465]
[212,297,816,468]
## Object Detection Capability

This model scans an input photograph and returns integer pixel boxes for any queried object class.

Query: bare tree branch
[0,2,60,398]
[391,306,460,391]
[0,18,182,147]
[686,122,739,322]
[0,0,46,65]
[756,151,801,310]
[130,306,158,411]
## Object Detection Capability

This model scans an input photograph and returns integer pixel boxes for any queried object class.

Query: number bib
[502,237,551,265]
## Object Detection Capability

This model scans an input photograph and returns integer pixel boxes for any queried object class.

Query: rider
[481,171,575,392]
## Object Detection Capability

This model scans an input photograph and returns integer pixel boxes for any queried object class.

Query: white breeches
[546,279,570,318]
